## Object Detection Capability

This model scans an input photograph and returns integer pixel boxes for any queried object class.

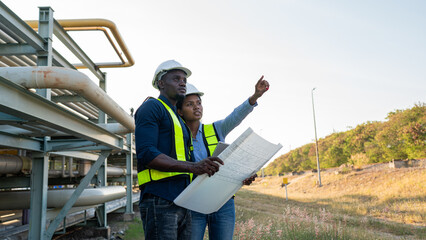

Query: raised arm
[215,76,270,139]
[249,75,269,105]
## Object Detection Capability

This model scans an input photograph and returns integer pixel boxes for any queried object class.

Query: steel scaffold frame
[0,2,136,239]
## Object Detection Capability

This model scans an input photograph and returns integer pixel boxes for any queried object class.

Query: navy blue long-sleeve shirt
[134,95,192,201]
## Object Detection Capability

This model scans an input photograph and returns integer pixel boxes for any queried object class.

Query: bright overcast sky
[3,0,426,161]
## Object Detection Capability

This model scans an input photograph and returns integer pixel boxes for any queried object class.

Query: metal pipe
[0,56,19,66]
[25,19,134,68]
[0,155,31,174]
[62,156,66,178]
[106,167,126,177]
[0,66,135,132]
[0,154,23,174]
[0,154,136,177]
[0,186,126,210]
[82,102,101,115]
[17,55,36,66]
[98,123,130,135]
[68,157,73,178]
[62,101,97,119]
[8,56,29,66]
[0,28,18,43]
[65,26,126,64]
[75,102,98,117]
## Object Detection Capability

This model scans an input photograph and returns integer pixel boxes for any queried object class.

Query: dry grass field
[112,163,425,239]
[233,163,425,239]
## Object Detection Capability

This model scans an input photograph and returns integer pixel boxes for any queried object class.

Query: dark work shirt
[134,95,192,202]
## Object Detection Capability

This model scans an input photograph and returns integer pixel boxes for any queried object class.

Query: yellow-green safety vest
[137,98,191,186]
[202,123,219,156]
[203,123,235,198]
[203,124,236,198]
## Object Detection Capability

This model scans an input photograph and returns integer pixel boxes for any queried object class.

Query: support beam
[98,72,107,124]
[0,77,123,150]
[47,140,98,152]
[125,133,134,214]
[28,10,53,238]
[0,112,26,122]
[28,153,49,240]
[44,151,110,239]
[0,2,75,70]
[0,131,41,151]
[52,151,100,161]
[36,7,53,100]
[51,95,86,103]
[53,145,116,152]
[0,44,37,55]
[0,1,45,51]
[36,7,54,68]
[0,46,74,69]
[96,158,108,228]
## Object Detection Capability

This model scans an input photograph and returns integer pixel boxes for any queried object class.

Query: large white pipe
[0,155,22,174]
[0,66,135,132]
[0,154,137,177]
[98,123,130,135]
[0,155,31,174]
[107,166,126,177]
[0,186,126,210]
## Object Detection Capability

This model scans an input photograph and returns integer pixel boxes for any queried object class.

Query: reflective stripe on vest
[137,98,190,186]
[203,124,219,156]
[202,124,235,197]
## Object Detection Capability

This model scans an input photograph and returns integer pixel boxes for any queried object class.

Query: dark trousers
[140,194,192,240]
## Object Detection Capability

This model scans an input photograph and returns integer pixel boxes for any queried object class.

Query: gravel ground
[53,206,141,240]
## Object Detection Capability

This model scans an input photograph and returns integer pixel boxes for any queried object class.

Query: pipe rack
[0,2,137,239]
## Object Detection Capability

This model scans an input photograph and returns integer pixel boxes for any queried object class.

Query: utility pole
[312,88,322,187]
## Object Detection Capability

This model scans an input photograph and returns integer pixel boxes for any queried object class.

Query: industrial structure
[0,2,138,239]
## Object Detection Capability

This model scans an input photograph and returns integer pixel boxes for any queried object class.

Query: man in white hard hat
[177,77,269,240]
[134,60,224,239]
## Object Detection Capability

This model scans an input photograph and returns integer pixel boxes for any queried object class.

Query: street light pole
[312,88,322,187]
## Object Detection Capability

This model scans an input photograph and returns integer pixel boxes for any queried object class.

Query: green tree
[364,140,385,163]
[323,145,346,167]
[264,103,425,175]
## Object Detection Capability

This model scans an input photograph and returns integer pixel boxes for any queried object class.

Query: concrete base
[95,226,111,239]
[123,212,135,222]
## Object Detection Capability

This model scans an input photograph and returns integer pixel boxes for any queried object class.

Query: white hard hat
[186,83,204,96]
[152,60,192,89]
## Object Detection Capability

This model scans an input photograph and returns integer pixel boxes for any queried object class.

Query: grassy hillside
[265,103,426,175]
[235,163,425,239]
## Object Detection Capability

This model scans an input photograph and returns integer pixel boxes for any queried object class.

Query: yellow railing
[26,19,135,68]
